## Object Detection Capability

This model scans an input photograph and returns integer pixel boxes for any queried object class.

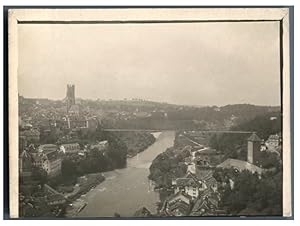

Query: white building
[172,172,207,199]
[90,140,109,151]
[60,143,80,154]
[33,144,62,177]
[265,134,281,152]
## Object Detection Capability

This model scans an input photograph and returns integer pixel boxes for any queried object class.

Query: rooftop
[217,158,263,174]
[167,191,193,204]
[247,133,261,142]
[268,134,281,140]
[175,178,200,187]
[39,144,58,150]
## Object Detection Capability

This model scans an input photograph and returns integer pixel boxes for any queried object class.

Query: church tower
[66,84,75,112]
[247,133,261,165]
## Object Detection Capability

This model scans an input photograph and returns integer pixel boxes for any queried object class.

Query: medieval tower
[247,132,261,165]
[66,84,75,112]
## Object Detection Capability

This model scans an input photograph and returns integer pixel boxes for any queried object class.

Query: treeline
[231,111,281,140]
[103,104,280,130]
[106,118,202,130]
[167,104,279,124]
[111,131,156,157]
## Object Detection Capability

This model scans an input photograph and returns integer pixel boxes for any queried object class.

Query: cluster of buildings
[160,170,221,216]
[19,84,106,178]
[158,130,282,217]
[158,143,223,217]
[20,144,62,178]
[20,138,110,179]
[19,84,100,150]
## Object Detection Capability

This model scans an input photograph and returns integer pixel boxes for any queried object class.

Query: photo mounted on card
[6,7,293,219]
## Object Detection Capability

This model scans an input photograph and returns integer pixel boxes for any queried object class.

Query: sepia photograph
[6,7,292,219]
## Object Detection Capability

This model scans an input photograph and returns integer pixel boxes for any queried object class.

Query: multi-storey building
[32,144,62,177]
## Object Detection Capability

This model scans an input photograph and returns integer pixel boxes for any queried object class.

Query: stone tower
[247,133,261,165]
[66,84,75,112]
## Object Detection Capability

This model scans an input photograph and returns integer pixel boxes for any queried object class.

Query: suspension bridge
[102,128,254,134]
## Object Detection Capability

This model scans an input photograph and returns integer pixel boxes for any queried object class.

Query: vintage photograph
[8,8,291,218]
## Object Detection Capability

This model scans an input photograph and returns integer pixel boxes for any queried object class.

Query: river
[74,131,175,217]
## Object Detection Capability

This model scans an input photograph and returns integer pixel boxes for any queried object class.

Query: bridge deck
[102,129,253,134]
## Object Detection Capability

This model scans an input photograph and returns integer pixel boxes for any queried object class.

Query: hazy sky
[18,22,280,106]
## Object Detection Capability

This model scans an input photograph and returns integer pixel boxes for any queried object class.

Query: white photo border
[8,7,292,219]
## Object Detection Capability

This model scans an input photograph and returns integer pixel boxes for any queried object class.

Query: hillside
[20,96,281,131]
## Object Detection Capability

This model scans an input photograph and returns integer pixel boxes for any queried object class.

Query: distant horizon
[19,93,281,108]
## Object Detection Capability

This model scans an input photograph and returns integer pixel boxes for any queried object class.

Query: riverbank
[65,173,105,200]
[111,131,156,158]
[73,131,175,217]
[63,133,161,217]
[63,173,105,217]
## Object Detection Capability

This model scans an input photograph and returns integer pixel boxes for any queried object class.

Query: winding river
[75,131,175,217]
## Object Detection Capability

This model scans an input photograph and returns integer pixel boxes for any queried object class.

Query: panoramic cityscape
[17,21,282,218]
[18,84,282,217]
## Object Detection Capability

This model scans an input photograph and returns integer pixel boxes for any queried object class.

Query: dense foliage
[148,147,188,187]
[214,168,282,216]
[110,131,155,157]
[46,128,127,187]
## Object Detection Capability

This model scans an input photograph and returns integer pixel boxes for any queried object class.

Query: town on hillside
[19,85,282,218]
[145,130,282,217]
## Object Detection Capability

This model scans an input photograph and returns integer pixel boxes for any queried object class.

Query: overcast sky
[18,22,280,106]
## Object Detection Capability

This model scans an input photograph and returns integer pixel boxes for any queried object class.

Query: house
[260,142,268,151]
[187,163,196,174]
[86,117,99,131]
[184,156,193,165]
[19,150,33,177]
[172,172,207,199]
[194,148,223,167]
[90,140,109,151]
[160,191,193,216]
[133,112,151,118]
[46,194,66,206]
[190,192,220,216]
[196,148,217,155]
[217,158,263,175]
[38,144,58,153]
[195,156,210,167]
[68,104,80,115]
[265,134,282,152]
[33,144,62,177]
[66,115,89,129]
[134,207,153,217]
[60,143,80,154]
[19,129,40,144]
[194,169,218,193]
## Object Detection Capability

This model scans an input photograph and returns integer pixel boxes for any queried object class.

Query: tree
[31,167,48,186]
[217,168,282,216]
[61,159,77,181]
